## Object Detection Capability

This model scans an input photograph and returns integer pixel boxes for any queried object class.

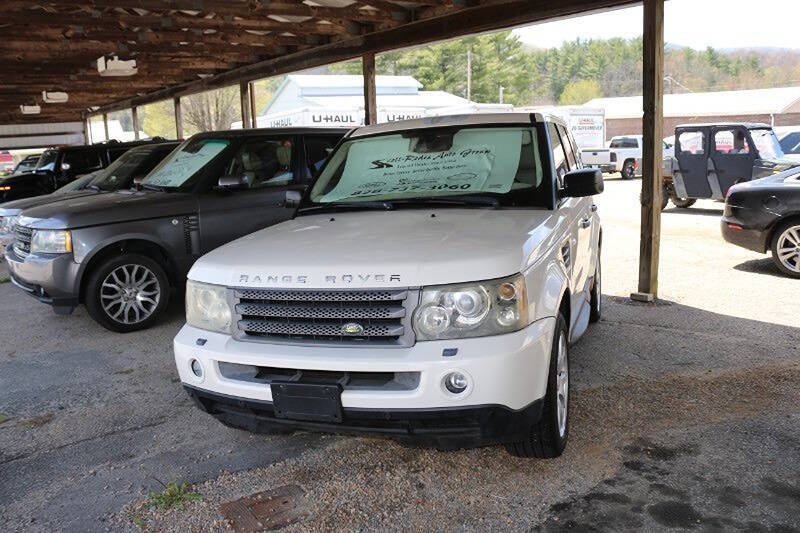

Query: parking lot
[1,176,798,531]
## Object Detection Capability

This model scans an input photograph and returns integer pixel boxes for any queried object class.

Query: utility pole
[499,86,504,104]
[466,49,472,102]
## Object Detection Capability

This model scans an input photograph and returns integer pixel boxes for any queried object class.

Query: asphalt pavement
[0,176,798,531]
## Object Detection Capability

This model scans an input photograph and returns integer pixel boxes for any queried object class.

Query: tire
[670,196,696,208]
[84,253,171,332]
[621,159,636,180]
[770,220,800,279]
[505,313,570,458]
[589,253,602,323]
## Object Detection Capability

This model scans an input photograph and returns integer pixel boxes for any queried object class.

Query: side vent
[183,215,200,255]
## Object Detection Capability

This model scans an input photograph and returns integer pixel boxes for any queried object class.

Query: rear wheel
[621,159,636,180]
[505,314,570,458]
[85,253,171,332]
[771,221,800,278]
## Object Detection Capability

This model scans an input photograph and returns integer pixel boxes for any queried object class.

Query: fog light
[444,371,468,394]
[190,359,203,378]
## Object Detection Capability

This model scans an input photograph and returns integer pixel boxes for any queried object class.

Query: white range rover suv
[174,113,603,458]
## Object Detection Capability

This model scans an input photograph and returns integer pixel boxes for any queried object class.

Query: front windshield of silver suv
[308,126,551,207]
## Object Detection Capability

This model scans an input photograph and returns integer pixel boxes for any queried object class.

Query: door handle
[591,204,598,212]
[580,217,591,229]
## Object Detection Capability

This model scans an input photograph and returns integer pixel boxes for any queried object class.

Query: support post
[362,53,377,125]
[174,96,183,139]
[83,117,91,145]
[131,106,140,140]
[240,80,252,129]
[633,0,665,302]
[102,113,109,141]
[249,81,258,128]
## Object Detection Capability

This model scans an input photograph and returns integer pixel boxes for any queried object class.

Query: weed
[0,414,9,425]
[147,480,202,511]
[129,513,147,530]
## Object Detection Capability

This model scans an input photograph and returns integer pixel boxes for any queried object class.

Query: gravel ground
[0,177,798,532]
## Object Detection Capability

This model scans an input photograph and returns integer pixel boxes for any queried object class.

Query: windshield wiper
[141,183,167,192]
[392,195,501,208]
[299,201,394,213]
[86,184,101,191]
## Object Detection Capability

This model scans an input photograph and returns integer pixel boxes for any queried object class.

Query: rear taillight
[727,223,743,231]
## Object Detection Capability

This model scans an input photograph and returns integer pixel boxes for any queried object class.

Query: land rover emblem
[341,322,364,335]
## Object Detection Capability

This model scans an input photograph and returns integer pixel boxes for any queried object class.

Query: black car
[5,128,346,332]
[0,138,170,203]
[0,141,179,247]
[722,169,800,278]
[11,154,42,175]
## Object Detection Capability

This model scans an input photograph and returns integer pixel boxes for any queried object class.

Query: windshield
[86,147,157,191]
[14,156,39,174]
[750,128,785,159]
[143,138,230,190]
[54,173,97,194]
[35,149,58,171]
[307,126,549,207]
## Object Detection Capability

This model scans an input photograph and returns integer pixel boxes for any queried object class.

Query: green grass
[0,277,10,284]
[0,414,9,425]
[129,513,147,530]
[147,481,202,511]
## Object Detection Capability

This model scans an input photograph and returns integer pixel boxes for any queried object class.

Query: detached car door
[710,127,756,197]
[197,135,307,253]
[674,128,712,199]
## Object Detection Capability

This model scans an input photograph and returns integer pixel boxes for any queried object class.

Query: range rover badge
[341,322,364,335]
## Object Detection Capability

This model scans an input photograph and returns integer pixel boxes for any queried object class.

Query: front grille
[217,362,420,391]
[234,288,417,347]
[13,225,32,258]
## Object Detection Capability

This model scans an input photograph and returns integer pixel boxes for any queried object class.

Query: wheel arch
[767,212,800,249]
[77,237,177,302]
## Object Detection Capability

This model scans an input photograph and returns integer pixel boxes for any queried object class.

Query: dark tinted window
[36,149,59,171]
[63,149,103,174]
[89,146,174,191]
[610,137,639,149]
[779,131,800,154]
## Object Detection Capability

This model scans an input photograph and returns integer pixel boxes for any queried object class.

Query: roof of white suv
[350,112,564,138]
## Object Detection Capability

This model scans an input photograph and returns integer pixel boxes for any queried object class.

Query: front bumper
[175,318,556,444]
[4,244,81,308]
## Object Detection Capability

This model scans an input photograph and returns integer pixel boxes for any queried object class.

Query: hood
[0,189,101,216]
[0,170,49,187]
[190,208,561,288]
[18,189,196,230]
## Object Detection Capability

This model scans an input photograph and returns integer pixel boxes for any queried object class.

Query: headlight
[0,215,19,234]
[413,274,528,341]
[185,280,232,334]
[30,229,71,254]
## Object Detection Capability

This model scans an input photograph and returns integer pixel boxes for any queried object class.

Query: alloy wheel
[776,225,800,273]
[556,332,569,438]
[100,264,161,324]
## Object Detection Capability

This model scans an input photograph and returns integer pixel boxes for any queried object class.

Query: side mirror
[217,174,250,190]
[285,189,302,208]
[61,162,71,171]
[564,168,604,198]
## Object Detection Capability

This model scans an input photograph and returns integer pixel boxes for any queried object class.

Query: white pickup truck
[582,135,674,179]
[174,113,603,458]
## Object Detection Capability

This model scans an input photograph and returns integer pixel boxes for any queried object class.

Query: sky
[513,0,800,50]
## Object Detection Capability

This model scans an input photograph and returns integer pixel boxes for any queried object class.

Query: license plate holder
[271,382,343,423]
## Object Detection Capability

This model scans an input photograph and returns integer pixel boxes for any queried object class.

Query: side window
[107,148,129,163]
[677,131,705,155]
[547,122,569,189]
[557,124,577,169]
[714,129,750,155]
[303,136,339,181]
[225,138,295,189]
[63,149,103,174]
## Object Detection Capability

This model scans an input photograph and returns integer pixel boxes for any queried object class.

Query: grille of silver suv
[233,288,418,347]
[13,225,32,258]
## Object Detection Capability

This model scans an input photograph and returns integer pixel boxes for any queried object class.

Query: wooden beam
[362,53,377,125]
[634,0,664,301]
[239,80,252,129]
[249,81,258,128]
[174,96,183,139]
[131,105,140,140]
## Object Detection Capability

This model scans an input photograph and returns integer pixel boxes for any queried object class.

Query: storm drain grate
[219,484,307,532]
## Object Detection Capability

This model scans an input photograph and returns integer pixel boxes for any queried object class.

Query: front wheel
[670,196,696,208]
[505,314,570,458]
[85,253,171,332]
[771,221,800,278]
[589,256,601,323]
